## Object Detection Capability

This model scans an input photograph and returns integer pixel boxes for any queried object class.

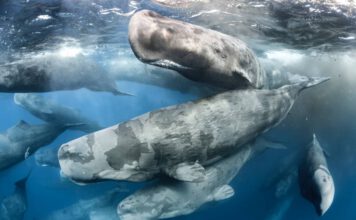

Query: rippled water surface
[0,0,356,220]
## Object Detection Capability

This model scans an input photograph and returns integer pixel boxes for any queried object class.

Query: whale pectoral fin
[166,162,206,182]
[7,120,31,141]
[212,185,235,201]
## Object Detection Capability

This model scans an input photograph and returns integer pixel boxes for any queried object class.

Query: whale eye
[151,208,160,216]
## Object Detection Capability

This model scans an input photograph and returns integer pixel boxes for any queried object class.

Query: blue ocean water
[0,0,356,220]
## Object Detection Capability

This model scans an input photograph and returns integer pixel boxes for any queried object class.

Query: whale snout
[58,144,70,160]
[58,141,97,183]
[118,198,136,212]
[118,199,139,220]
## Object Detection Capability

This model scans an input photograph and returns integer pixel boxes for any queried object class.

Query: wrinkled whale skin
[129,10,266,90]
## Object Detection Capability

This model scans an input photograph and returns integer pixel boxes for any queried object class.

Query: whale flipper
[212,185,235,201]
[166,162,206,182]
[6,120,31,141]
[13,120,30,130]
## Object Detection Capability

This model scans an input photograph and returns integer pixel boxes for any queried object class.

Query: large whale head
[58,124,159,183]
[312,166,335,216]
[128,10,266,90]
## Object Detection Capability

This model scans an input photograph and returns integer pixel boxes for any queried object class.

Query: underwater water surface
[0,0,356,220]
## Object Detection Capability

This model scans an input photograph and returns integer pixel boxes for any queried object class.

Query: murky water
[0,0,356,219]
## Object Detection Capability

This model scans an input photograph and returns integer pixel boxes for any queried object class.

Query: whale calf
[118,138,285,220]
[128,10,266,90]
[58,76,328,184]
[298,134,335,216]
[14,93,102,133]
[0,52,128,95]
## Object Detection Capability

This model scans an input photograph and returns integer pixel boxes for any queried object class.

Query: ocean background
[1,0,356,219]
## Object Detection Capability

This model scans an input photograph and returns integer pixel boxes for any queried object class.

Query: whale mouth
[68,176,106,185]
[118,208,159,220]
[119,213,144,220]
[148,59,194,72]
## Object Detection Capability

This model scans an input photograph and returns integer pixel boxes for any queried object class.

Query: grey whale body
[117,138,279,220]
[14,93,102,133]
[298,135,335,216]
[0,53,127,95]
[129,10,266,90]
[58,76,329,184]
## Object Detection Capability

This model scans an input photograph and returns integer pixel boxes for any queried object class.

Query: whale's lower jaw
[148,59,194,72]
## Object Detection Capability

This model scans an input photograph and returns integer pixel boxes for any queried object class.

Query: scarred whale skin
[128,10,266,90]
[117,138,278,220]
[58,77,329,183]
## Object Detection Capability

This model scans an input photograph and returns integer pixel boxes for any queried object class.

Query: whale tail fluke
[299,76,330,90]
[285,76,330,97]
